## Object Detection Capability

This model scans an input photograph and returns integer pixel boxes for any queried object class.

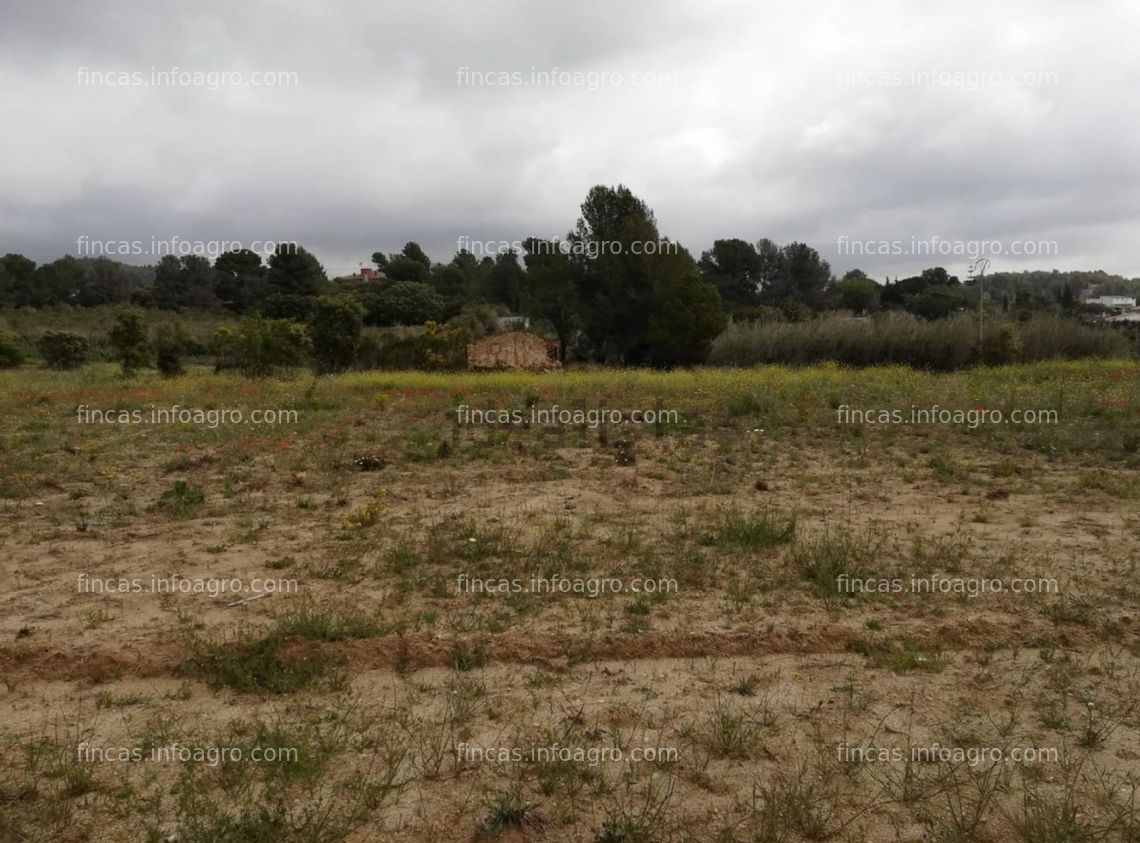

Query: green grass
[153,479,206,517]
[704,697,771,760]
[849,636,945,672]
[480,788,542,835]
[7,357,1138,843]
[703,507,796,549]
[791,529,884,599]
[274,601,387,641]
[2,360,1136,483]
[180,633,331,693]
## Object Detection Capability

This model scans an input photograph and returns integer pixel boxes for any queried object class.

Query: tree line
[2,184,1137,368]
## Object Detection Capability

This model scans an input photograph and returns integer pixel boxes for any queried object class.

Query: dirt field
[1,362,1138,842]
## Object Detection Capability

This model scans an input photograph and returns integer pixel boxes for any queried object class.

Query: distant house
[1087,295,1136,310]
[342,266,386,283]
[466,331,560,370]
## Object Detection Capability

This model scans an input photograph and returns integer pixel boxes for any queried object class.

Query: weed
[180,632,331,694]
[702,507,795,548]
[342,492,388,529]
[275,601,386,641]
[450,640,488,672]
[705,697,769,760]
[595,776,675,843]
[792,528,882,599]
[479,788,544,836]
[731,674,761,697]
[154,480,205,516]
[849,636,945,672]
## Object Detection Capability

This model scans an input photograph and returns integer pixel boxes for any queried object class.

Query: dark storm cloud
[2,0,1138,278]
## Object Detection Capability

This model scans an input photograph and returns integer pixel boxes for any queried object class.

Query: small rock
[614,439,635,466]
[354,454,384,471]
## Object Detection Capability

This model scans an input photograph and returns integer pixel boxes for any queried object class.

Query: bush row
[708,313,1133,370]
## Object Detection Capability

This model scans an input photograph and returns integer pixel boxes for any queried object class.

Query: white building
[1087,295,1137,310]
[495,315,530,331]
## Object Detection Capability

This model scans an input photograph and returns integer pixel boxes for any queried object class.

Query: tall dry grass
[708,313,1132,370]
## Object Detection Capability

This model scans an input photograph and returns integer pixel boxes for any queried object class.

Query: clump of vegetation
[791,529,881,599]
[747,764,845,841]
[479,788,544,836]
[450,640,488,671]
[107,309,152,375]
[595,778,675,843]
[274,601,386,641]
[703,507,795,548]
[710,313,1131,370]
[704,697,771,759]
[154,479,206,516]
[370,323,468,370]
[730,674,761,697]
[385,543,422,573]
[308,294,364,373]
[342,493,388,529]
[37,330,88,369]
[180,632,330,693]
[1039,597,1093,626]
[849,636,945,672]
[153,323,187,376]
[0,330,26,367]
[210,316,310,377]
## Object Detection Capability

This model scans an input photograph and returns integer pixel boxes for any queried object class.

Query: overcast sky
[2,0,1138,280]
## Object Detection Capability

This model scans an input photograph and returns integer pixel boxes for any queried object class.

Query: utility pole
[969,258,990,363]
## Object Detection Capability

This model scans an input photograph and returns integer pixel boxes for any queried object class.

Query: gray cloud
[2,0,1137,279]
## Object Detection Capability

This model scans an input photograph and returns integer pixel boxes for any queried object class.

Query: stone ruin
[465,331,561,370]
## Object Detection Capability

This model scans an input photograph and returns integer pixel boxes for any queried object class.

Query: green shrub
[308,294,363,373]
[154,324,185,377]
[364,281,445,326]
[709,313,1131,370]
[373,331,465,370]
[733,304,785,323]
[353,330,388,369]
[155,480,205,516]
[0,331,26,368]
[275,601,385,641]
[1019,317,1134,360]
[704,507,795,548]
[37,330,88,369]
[780,301,815,323]
[181,633,328,693]
[210,317,310,377]
[446,304,503,339]
[480,789,540,835]
[107,309,152,375]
